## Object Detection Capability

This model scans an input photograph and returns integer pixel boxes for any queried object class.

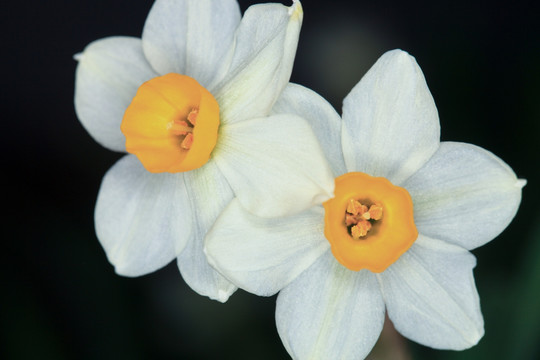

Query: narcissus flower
[205,50,525,357]
[74,0,333,302]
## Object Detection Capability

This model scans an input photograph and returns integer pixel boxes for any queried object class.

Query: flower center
[345,199,383,238]
[323,172,417,272]
[121,73,220,173]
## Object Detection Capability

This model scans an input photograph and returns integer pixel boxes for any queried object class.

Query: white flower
[205,50,525,357]
[74,0,333,302]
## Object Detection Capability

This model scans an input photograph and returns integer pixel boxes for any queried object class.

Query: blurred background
[2,0,538,359]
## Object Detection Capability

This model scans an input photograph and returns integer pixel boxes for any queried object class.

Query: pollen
[323,172,417,273]
[121,73,219,173]
[368,204,383,220]
[181,133,194,149]
[187,108,198,126]
[351,220,372,239]
[345,200,383,238]
[347,199,367,216]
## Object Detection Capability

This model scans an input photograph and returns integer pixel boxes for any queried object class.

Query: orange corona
[121,73,220,173]
[323,172,417,272]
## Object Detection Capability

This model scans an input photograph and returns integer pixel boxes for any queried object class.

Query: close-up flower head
[205,49,525,359]
[6,0,537,358]
[73,0,333,302]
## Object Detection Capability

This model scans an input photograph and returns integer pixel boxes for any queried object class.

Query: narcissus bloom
[205,50,525,357]
[74,0,333,302]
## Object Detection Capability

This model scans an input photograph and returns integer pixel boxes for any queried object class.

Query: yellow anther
[351,220,372,239]
[347,199,367,216]
[368,204,383,220]
[344,199,382,237]
[181,133,194,149]
[187,108,198,126]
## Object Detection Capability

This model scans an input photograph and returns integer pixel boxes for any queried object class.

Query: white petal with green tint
[74,37,157,152]
[379,235,484,350]
[141,0,240,88]
[272,83,347,176]
[205,199,328,296]
[214,114,334,217]
[403,142,524,250]
[277,252,385,360]
[214,1,303,124]
[341,49,440,184]
[177,160,237,302]
[95,155,190,276]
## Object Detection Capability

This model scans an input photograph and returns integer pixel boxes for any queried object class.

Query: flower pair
[74,1,524,359]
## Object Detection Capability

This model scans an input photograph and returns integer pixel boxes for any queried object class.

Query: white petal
[95,155,190,276]
[341,49,440,184]
[177,239,237,303]
[402,142,524,250]
[178,239,236,303]
[177,160,237,302]
[205,199,328,296]
[277,252,385,360]
[141,0,240,87]
[214,1,303,124]
[272,83,347,176]
[379,235,484,350]
[75,37,158,152]
[214,114,335,217]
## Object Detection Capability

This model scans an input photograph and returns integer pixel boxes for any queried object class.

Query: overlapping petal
[74,37,157,152]
[379,235,484,350]
[177,239,237,303]
[205,199,328,296]
[276,252,385,360]
[214,1,303,124]
[95,155,190,276]
[177,160,237,302]
[142,0,241,88]
[341,49,440,185]
[402,142,525,250]
[272,83,347,176]
[213,114,335,217]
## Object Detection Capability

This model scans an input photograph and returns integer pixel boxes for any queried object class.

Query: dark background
[3,0,539,359]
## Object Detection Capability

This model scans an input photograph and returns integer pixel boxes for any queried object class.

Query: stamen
[181,133,194,149]
[345,199,383,238]
[169,120,193,136]
[173,107,199,149]
[347,199,367,216]
[368,204,383,220]
[351,220,372,239]
[187,108,198,126]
